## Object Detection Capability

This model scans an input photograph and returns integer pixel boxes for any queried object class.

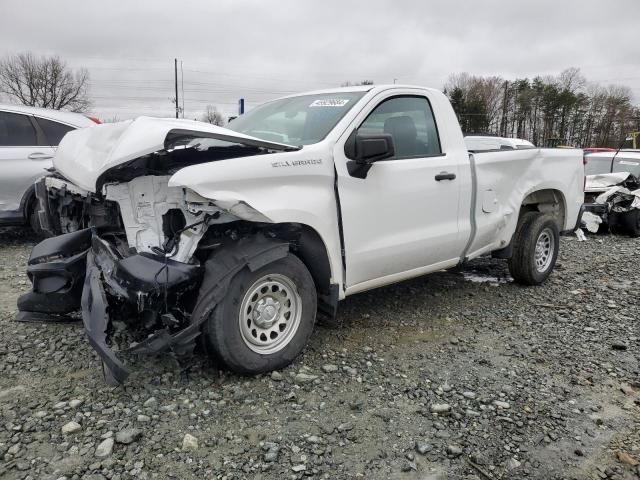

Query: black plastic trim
[16,228,92,319]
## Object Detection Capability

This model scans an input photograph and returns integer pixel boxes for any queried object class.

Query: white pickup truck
[18,85,584,383]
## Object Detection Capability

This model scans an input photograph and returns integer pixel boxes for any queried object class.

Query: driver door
[335,93,465,291]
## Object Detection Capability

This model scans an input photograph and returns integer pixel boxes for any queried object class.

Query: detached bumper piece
[16,228,92,322]
[17,230,203,385]
[82,251,128,384]
[83,236,202,385]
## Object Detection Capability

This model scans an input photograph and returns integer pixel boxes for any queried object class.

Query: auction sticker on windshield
[309,99,350,107]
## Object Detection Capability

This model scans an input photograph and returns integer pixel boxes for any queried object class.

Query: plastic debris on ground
[581,212,602,233]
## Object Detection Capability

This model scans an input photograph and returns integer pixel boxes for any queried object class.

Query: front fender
[169,145,344,289]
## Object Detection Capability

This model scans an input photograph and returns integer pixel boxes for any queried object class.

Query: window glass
[613,156,640,177]
[358,96,441,158]
[0,111,37,146]
[584,155,613,175]
[35,117,75,146]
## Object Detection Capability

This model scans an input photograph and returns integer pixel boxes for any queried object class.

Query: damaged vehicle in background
[17,85,584,384]
[582,150,640,236]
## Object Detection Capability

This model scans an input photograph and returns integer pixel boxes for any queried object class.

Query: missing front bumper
[17,229,203,385]
[17,230,292,385]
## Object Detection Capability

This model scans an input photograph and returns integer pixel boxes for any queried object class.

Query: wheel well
[198,221,333,297]
[280,223,332,297]
[493,189,566,260]
[195,221,337,320]
[519,189,566,230]
[273,223,338,319]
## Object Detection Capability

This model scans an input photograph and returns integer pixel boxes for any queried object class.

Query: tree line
[445,68,640,148]
[1,53,638,147]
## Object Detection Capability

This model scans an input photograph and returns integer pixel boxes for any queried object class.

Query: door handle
[435,172,456,181]
[28,152,54,160]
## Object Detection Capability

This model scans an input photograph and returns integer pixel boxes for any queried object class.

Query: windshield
[613,157,640,176]
[227,92,366,146]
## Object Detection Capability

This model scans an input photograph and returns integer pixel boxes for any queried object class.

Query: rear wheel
[508,212,559,285]
[202,253,317,374]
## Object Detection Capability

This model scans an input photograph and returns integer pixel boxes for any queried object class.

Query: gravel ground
[0,226,638,480]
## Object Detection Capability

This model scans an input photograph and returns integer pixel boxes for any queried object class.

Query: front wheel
[508,212,559,285]
[202,253,317,374]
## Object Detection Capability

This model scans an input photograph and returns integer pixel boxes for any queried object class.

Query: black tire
[623,210,640,238]
[508,212,559,286]
[202,253,316,374]
[28,196,44,236]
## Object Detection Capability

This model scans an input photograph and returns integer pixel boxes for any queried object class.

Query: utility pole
[174,58,179,119]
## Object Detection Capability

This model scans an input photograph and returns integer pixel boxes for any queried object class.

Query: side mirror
[344,131,395,178]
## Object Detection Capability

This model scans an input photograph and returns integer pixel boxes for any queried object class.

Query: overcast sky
[1,0,638,120]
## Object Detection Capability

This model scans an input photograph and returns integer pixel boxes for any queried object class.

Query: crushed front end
[16,117,304,384]
[19,174,215,384]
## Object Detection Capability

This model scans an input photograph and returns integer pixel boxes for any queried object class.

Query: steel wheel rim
[238,274,302,354]
[534,228,554,273]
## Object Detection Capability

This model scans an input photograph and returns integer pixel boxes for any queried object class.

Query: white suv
[0,104,99,232]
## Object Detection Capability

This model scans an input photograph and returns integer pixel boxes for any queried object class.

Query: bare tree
[0,53,90,112]
[558,67,586,92]
[444,72,473,93]
[201,105,226,126]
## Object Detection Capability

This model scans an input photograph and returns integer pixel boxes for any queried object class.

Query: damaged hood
[53,116,298,192]
[585,172,632,192]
